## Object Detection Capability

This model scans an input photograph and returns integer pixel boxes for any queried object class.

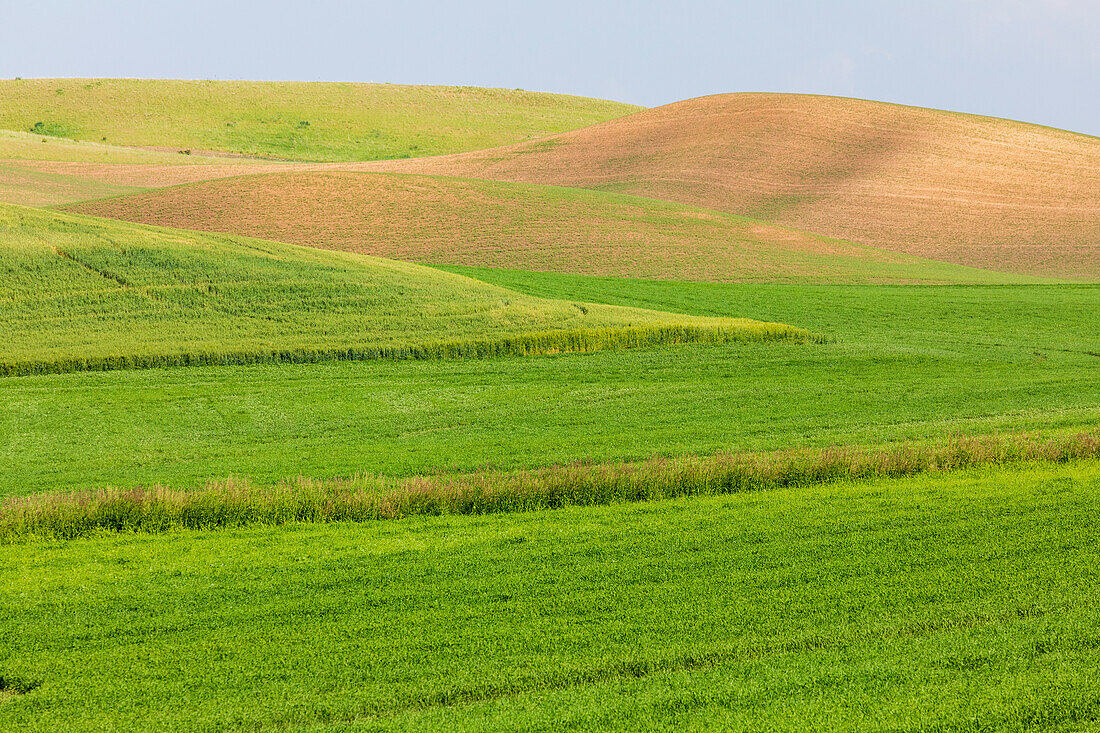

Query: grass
[4,431,1098,542]
[0,203,805,376]
[3,83,1098,731]
[3,273,1098,497]
[2,461,1099,730]
[437,265,1100,353]
[369,92,1100,280]
[0,79,641,161]
[65,171,1046,285]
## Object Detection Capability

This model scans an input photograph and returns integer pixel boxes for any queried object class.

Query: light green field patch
[0,79,642,161]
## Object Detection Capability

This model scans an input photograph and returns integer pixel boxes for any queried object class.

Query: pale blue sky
[1,0,1097,135]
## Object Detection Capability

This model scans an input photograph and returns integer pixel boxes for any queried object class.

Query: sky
[1,0,1097,136]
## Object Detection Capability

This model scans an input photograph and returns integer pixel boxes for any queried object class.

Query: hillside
[65,171,1041,285]
[0,204,804,375]
[0,79,641,162]
[0,130,278,205]
[364,93,1100,280]
[0,161,145,206]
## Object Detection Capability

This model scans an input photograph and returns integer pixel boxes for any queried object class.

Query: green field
[2,80,1098,730]
[4,271,1097,496]
[0,79,641,161]
[3,462,1099,731]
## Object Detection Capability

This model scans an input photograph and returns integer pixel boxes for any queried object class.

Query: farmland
[3,462,1100,730]
[65,171,1044,285]
[1,78,1098,730]
[370,93,1100,280]
[4,275,1098,497]
[1,203,796,376]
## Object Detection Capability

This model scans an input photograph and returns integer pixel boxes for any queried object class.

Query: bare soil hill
[361,94,1100,280]
[65,172,1040,285]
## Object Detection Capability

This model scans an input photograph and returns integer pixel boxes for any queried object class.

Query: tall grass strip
[0,323,816,377]
[4,431,1098,542]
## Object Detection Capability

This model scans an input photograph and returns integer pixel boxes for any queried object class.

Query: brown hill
[64,172,1036,285]
[363,93,1100,280]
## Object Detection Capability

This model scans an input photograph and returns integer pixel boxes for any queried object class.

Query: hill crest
[364,93,1100,280]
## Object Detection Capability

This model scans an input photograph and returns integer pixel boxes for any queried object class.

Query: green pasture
[2,461,1098,730]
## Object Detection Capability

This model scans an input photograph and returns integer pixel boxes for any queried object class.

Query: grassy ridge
[2,461,1099,729]
[0,79,641,161]
[0,204,807,375]
[66,171,1043,285]
[4,431,1098,542]
[2,324,793,378]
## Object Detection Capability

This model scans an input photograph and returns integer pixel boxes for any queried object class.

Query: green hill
[0,79,642,162]
[0,204,806,375]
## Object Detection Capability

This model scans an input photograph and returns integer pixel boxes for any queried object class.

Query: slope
[0,79,641,162]
[0,204,804,375]
[64,171,1042,285]
[0,129,283,205]
[0,161,144,207]
[364,93,1100,280]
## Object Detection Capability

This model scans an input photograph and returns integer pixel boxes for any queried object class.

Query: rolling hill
[363,93,1100,280]
[0,79,641,162]
[0,203,805,375]
[64,171,1043,285]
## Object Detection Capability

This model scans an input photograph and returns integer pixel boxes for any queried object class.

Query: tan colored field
[360,94,1100,280]
[65,171,1042,284]
[32,94,1097,278]
[1,157,392,201]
